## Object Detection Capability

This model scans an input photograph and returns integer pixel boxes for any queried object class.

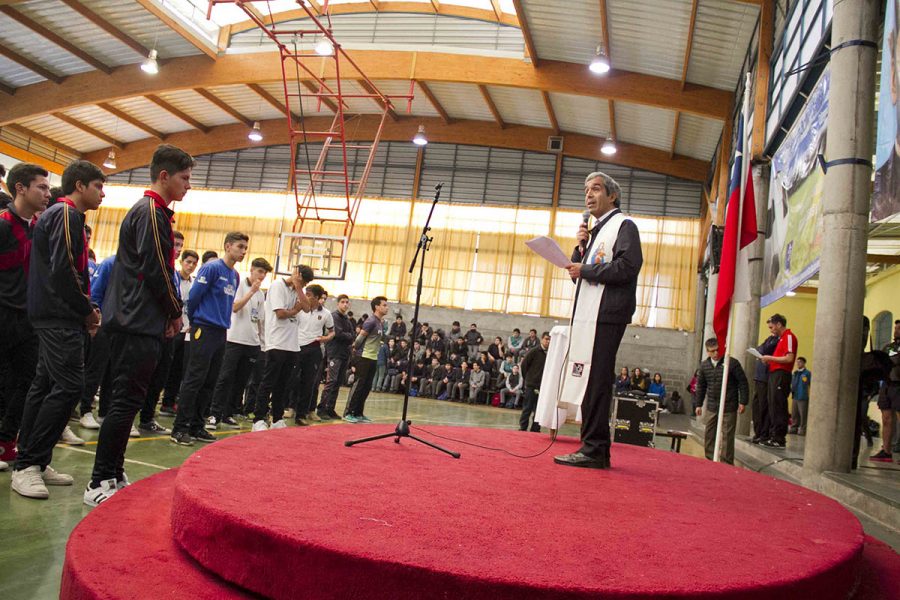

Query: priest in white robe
[553,171,643,469]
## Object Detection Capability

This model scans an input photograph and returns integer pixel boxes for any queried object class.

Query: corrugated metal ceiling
[675,113,723,160]
[423,82,495,122]
[155,89,239,127]
[108,96,197,135]
[18,114,110,152]
[63,104,149,143]
[548,93,611,138]
[686,0,760,90]
[615,102,677,153]
[486,85,550,129]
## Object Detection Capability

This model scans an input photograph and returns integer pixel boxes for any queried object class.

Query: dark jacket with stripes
[694,356,750,413]
[102,194,182,338]
[27,199,94,329]
[0,204,34,312]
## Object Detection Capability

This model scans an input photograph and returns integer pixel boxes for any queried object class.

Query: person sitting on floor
[615,367,631,394]
[649,373,668,412]
[501,365,523,408]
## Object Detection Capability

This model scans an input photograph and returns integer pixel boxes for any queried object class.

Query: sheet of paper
[746,347,763,359]
[526,236,571,268]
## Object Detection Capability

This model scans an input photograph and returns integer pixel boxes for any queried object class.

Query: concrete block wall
[327,297,699,412]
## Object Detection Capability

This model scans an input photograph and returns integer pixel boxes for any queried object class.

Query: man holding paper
[553,171,643,469]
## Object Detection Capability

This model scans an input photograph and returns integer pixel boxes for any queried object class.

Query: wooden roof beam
[144,95,211,133]
[478,85,505,129]
[0,51,734,125]
[0,81,15,96]
[0,42,65,84]
[51,112,122,148]
[680,0,699,89]
[510,0,539,66]
[299,80,340,113]
[416,81,452,125]
[541,91,559,135]
[81,115,710,182]
[0,6,113,74]
[194,88,254,128]
[59,0,150,58]
[490,0,503,20]
[670,112,681,159]
[246,83,292,117]
[3,122,81,157]
[133,0,218,60]
[356,79,398,121]
[429,0,439,12]
[598,0,611,58]
[608,99,617,141]
[97,103,165,140]
[751,0,775,159]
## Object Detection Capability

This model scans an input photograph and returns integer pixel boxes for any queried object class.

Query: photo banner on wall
[873,0,900,223]
[761,68,829,307]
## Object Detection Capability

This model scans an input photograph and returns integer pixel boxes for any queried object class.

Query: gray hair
[584,171,622,208]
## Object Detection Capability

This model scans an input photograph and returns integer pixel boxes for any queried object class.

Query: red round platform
[168,425,866,600]
[61,470,252,600]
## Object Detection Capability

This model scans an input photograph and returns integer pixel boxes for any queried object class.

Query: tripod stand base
[344,420,461,459]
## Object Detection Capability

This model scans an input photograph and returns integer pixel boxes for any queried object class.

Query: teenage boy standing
[208,257,273,429]
[0,164,49,470]
[169,232,247,444]
[252,265,314,431]
[317,294,355,419]
[344,296,389,423]
[12,160,103,499]
[85,145,190,507]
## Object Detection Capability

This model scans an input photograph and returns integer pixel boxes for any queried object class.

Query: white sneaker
[83,479,117,507]
[284,408,295,419]
[0,460,8,471]
[130,425,140,438]
[60,426,85,445]
[270,419,287,430]
[117,473,130,490]
[205,416,218,431]
[306,411,322,422]
[251,420,269,432]
[79,412,101,430]
[12,466,49,499]
[96,415,105,425]
[42,465,74,486]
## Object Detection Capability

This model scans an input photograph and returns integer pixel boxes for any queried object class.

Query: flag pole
[713,72,752,462]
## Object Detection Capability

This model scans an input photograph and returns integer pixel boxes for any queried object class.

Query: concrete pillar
[804,0,878,475]
[732,163,770,436]
[702,272,718,344]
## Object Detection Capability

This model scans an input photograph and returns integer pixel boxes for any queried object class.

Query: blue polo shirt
[187,258,239,330]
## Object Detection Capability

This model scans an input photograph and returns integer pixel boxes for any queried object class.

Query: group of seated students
[614,367,682,414]
[353,320,541,408]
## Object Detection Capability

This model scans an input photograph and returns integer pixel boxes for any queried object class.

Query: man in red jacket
[759,314,798,448]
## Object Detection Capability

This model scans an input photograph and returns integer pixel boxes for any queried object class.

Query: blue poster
[873,0,900,222]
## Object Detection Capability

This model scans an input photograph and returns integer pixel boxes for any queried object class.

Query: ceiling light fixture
[785,290,797,297]
[589,45,611,75]
[103,149,117,169]
[248,121,263,142]
[141,49,159,75]
[601,136,617,156]
[314,38,334,56]
[412,124,428,146]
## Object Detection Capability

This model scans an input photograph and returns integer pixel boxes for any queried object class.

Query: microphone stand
[344,183,460,458]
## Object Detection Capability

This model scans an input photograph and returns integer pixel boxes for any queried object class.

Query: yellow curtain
[86,199,699,331]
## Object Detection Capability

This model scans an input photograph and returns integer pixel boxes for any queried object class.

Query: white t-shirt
[297,305,334,347]
[264,279,300,352]
[227,278,266,348]
[178,272,193,334]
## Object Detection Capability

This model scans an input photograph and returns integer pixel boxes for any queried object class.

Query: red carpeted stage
[61,425,900,599]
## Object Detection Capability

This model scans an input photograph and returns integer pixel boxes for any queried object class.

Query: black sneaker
[750,437,763,444]
[158,406,177,417]
[139,420,171,434]
[221,416,240,429]
[762,439,786,448]
[192,429,216,443]
[328,410,340,420]
[169,431,194,446]
[316,411,332,421]
[294,418,309,427]
[870,449,894,462]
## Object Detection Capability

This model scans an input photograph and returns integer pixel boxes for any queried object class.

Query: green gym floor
[0,391,727,599]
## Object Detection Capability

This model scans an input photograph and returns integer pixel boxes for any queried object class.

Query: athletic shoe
[306,411,322,422]
[205,416,218,431]
[750,437,764,444]
[343,414,360,423]
[169,431,194,446]
[357,414,373,423]
[252,420,269,432]
[221,416,240,429]
[294,418,308,427]
[270,419,287,430]
[328,410,341,420]
[12,466,49,499]
[316,410,332,421]
[117,473,130,490]
[96,415,105,425]
[60,426,85,446]
[79,412,101,430]
[42,465,74,486]
[130,425,140,438]
[0,460,8,472]
[83,479,117,507]
[761,439,786,448]
[869,450,894,462]
[284,408,295,420]
[192,429,216,443]
[0,439,17,462]
[158,406,177,417]
[138,420,171,435]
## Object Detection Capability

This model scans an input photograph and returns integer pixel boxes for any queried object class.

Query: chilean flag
[713,117,757,351]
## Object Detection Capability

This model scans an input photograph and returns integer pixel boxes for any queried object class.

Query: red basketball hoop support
[206,0,412,242]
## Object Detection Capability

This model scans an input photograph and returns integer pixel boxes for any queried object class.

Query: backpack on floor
[491,393,501,407]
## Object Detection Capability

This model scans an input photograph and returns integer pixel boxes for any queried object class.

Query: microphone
[580,209,591,251]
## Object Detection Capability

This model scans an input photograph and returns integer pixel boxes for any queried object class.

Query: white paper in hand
[526,236,570,268]
[747,347,763,359]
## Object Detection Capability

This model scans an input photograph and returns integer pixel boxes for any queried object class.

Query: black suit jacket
[571,209,643,324]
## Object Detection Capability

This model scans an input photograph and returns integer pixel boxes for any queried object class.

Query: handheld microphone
[580,209,591,251]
